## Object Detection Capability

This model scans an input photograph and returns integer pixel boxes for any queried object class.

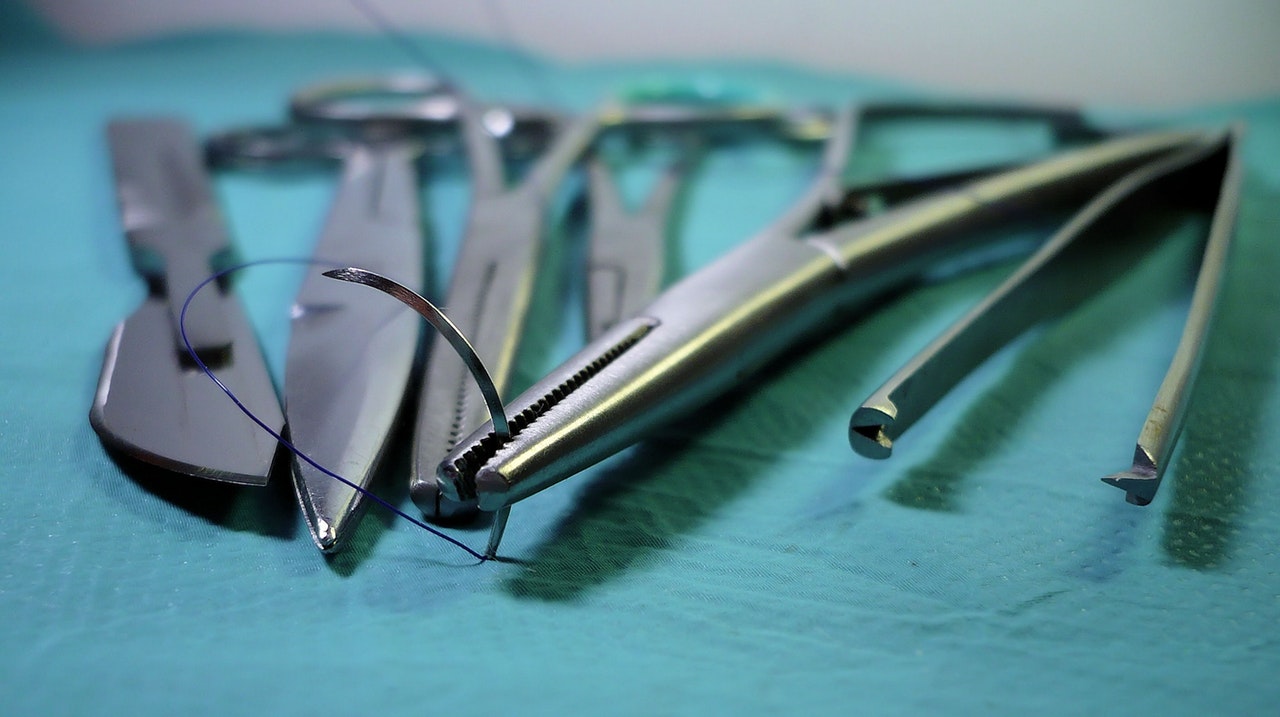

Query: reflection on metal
[439,104,1211,513]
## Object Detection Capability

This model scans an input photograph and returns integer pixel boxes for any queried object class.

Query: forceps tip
[484,505,512,559]
[1099,472,1158,506]
[410,477,481,524]
[1100,448,1160,506]
[473,467,516,511]
[849,405,897,459]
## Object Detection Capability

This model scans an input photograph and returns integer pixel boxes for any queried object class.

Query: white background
[22,0,1280,107]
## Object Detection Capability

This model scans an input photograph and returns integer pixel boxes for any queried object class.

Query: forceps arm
[849,129,1240,506]
[584,154,689,340]
[1104,128,1242,504]
[411,107,599,520]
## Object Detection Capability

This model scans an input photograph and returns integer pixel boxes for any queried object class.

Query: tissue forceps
[851,126,1242,506]
[436,107,1213,524]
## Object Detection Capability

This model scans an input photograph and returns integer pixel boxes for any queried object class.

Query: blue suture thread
[180,257,488,563]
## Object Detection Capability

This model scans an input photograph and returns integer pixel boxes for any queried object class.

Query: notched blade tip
[1100,471,1159,506]
[849,405,896,459]
[1101,446,1161,506]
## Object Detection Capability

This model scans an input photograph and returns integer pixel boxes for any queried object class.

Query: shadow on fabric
[883,208,1215,512]
[1161,179,1279,570]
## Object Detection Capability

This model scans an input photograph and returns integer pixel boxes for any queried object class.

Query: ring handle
[289,74,460,125]
[204,125,351,170]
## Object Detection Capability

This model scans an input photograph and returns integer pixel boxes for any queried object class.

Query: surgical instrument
[91,118,283,485]
[1101,128,1242,504]
[208,119,426,553]
[436,108,1215,522]
[584,152,688,340]
[581,99,1108,341]
[582,98,834,340]
[405,94,598,526]
[847,124,1242,505]
[422,97,832,527]
[289,74,558,159]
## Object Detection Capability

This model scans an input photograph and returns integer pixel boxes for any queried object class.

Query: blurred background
[21,0,1280,107]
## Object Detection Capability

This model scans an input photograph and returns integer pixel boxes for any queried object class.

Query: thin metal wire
[347,0,451,79]
[179,258,488,563]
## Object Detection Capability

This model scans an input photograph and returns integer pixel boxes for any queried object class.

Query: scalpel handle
[107,119,234,355]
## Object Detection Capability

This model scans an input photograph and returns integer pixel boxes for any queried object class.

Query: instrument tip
[411,477,482,524]
[849,405,896,459]
[1101,447,1160,506]
[314,518,343,552]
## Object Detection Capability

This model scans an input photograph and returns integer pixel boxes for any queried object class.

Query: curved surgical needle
[323,267,514,557]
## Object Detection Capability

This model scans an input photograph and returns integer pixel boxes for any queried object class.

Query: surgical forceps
[583,101,1102,340]
[435,106,1219,528]
[851,125,1242,505]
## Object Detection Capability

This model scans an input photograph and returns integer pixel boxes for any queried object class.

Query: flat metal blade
[91,118,283,485]
[90,299,283,485]
[284,144,423,553]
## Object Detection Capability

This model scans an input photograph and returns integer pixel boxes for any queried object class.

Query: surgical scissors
[208,82,450,552]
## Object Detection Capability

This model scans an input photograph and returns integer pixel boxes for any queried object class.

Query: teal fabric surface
[3,7,1279,715]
